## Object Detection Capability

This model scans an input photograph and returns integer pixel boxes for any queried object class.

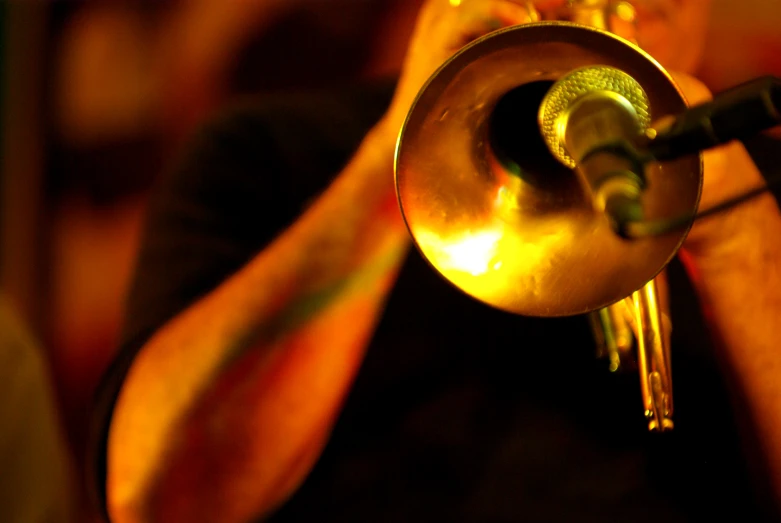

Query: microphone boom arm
[646,76,781,162]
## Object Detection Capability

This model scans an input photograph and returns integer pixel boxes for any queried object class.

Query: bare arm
[107,115,409,523]
[674,74,781,508]
[106,2,545,522]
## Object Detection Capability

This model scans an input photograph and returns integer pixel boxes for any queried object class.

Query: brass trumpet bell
[395,22,702,317]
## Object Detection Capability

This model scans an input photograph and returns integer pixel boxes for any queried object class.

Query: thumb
[669,72,768,257]
[669,71,713,106]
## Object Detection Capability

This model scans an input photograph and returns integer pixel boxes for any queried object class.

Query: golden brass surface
[394,22,702,317]
[634,279,674,430]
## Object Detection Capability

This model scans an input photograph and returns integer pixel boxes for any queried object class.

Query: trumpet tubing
[567,0,673,431]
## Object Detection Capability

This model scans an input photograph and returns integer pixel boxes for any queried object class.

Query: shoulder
[149,80,396,233]
[187,80,396,173]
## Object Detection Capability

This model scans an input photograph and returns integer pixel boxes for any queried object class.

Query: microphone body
[539,66,651,232]
[541,71,781,238]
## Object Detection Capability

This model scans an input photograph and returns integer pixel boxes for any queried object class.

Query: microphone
[540,70,781,238]
[539,65,653,234]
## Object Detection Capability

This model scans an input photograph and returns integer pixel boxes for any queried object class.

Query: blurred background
[1,0,780,521]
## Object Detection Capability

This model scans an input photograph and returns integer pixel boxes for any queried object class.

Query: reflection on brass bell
[395,22,701,317]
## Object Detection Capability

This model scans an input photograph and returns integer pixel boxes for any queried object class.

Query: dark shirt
[91,81,774,522]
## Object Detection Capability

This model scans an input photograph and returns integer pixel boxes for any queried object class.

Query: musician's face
[629,0,712,73]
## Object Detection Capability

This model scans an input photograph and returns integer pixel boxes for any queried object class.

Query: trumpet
[559,0,675,431]
[394,1,702,431]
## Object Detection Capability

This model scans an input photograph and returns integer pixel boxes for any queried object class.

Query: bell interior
[394,22,702,317]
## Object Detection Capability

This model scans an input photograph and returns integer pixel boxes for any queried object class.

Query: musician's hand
[672,72,777,263]
[383,0,565,133]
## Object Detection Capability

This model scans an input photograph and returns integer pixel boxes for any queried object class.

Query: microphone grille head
[539,65,651,168]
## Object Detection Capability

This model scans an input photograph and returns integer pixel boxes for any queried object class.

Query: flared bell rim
[394,22,702,317]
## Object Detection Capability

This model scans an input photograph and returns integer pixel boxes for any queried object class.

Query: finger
[489,1,539,26]
[454,0,540,49]
[487,0,568,26]
[651,72,712,135]
[669,71,713,106]
[476,0,570,36]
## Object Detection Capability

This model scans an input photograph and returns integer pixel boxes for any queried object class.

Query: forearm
[107,118,410,523]
[107,2,552,519]
[680,142,781,505]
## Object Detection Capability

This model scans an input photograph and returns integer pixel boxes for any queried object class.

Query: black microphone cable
[622,170,781,239]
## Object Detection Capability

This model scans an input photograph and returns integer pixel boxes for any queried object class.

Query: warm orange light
[416,228,502,277]
[412,215,573,312]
